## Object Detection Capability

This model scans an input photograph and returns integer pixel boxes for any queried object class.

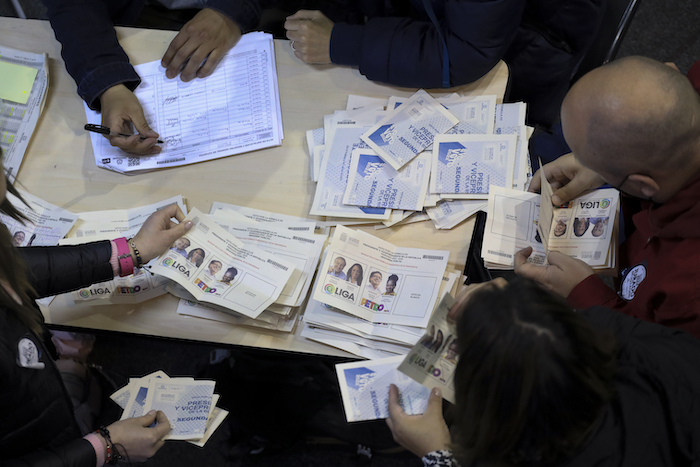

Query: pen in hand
[84,124,164,144]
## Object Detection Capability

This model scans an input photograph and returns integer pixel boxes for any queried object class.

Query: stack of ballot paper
[301,225,463,359]
[306,89,534,231]
[85,32,283,174]
[152,203,327,332]
[482,170,620,271]
[110,370,228,447]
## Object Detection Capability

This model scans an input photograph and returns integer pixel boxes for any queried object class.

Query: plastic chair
[571,0,642,84]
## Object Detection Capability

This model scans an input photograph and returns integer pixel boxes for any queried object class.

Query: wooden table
[0,17,508,356]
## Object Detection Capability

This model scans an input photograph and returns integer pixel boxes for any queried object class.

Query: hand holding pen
[96,84,163,155]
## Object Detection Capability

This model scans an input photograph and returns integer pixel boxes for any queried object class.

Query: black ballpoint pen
[84,124,164,144]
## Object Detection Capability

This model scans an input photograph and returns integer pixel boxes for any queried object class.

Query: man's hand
[162,8,242,82]
[386,384,451,458]
[285,10,333,64]
[529,153,605,205]
[131,204,193,265]
[514,246,594,298]
[99,84,161,155]
[106,410,171,462]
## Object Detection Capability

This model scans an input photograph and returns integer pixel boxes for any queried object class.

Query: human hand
[385,384,451,458]
[528,153,605,205]
[514,246,594,298]
[285,10,333,64]
[105,410,170,462]
[99,85,161,155]
[131,204,193,264]
[162,8,241,82]
[447,278,507,324]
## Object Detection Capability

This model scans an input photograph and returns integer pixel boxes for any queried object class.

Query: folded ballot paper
[336,355,430,422]
[111,370,227,446]
[55,196,188,305]
[307,89,533,231]
[482,169,620,271]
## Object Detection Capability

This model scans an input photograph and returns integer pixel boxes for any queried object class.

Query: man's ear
[627,173,660,198]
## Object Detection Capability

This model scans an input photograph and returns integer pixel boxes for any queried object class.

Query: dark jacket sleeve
[18,241,114,298]
[41,0,143,110]
[5,439,96,467]
[330,0,526,88]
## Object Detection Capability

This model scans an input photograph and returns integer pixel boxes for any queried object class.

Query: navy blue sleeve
[330,0,526,88]
[42,0,142,110]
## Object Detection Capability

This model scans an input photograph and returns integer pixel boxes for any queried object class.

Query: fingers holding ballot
[529,153,606,205]
[131,204,193,266]
[386,384,451,458]
[105,410,171,462]
[514,246,595,298]
[98,85,162,155]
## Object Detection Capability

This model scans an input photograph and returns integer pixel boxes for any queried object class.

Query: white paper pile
[111,370,227,446]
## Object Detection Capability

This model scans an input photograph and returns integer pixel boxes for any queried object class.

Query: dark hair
[430,329,444,353]
[224,267,238,278]
[0,148,41,334]
[186,248,205,267]
[346,263,363,285]
[369,271,382,279]
[573,218,590,237]
[451,278,616,466]
[387,274,399,284]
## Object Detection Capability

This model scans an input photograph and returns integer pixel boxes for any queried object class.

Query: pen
[84,124,164,144]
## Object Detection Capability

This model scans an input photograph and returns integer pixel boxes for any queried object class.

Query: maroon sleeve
[687,60,700,94]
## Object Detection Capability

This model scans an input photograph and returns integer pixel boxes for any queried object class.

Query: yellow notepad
[0,61,39,104]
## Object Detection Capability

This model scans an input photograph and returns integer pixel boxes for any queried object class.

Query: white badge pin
[620,263,647,301]
[17,337,45,370]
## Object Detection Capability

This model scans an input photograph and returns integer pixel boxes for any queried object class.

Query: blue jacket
[330,0,606,127]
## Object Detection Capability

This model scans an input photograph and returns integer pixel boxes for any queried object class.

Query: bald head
[562,57,700,199]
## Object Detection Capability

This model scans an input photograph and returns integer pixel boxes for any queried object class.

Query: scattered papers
[0,45,49,180]
[111,370,227,446]
[1,189,78,246]
[336,355,430,422]
[85,33,282,174]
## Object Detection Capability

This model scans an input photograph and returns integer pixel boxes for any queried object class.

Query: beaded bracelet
[97,426,122,465]
[128,238,144,269]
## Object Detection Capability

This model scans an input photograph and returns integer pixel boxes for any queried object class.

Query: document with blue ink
[343,148,431,211]
[336,356,430,422]
[431,134,517,199]
[362,89,458,171]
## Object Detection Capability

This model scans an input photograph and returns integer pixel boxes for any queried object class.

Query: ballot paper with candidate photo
[150,208,294,319]
[431,134,517,199]
[362,90,458,170]
[312,226,448,328]
[143,379,216,440]
[482,186,547,268]
[398,294,459,403]
[336,356,430,422]
[343,148,430,211]
[210,202,316,231]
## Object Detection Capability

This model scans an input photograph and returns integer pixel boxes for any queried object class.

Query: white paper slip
[110,370,170,410]
[150,208,294,319]
[143,379,215,440]
[1,189,78,247]
[431,134,517,199]
[362,89,458,171]
[427,199,486,230]
[336,356,430,422]
[346,95,388,111]
[312,226,448,327]
[85,33,282,174]
[442,95,497,136]
[187,405,229,447]
[343,148,430,211]
[121,375,193,420]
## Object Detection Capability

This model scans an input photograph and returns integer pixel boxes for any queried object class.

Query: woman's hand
[104,410,171,462]
[385,384,451,458]
[131,204,193,264]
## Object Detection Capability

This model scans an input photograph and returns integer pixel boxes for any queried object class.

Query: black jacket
[330,0,606,128]
[0,242,113,466]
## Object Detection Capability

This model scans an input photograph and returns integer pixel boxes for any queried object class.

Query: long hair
[451,278,616,465]
[347,263,363,285]
[0,150,41,334]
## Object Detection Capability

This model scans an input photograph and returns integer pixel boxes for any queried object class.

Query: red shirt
[568,64,700,338]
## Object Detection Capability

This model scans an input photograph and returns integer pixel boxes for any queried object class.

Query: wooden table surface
[0,17,509,356]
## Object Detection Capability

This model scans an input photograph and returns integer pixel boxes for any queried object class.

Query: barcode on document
[267,259,288,271]
[487,250,512,258]
[348,237,359,247]
[293,236,314,244]
[128,157,140,167]
[288,227,307,231]
[59,217,73,222]
[422,255,444,260]
[594,251,602,260]
[157,158,186,165]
